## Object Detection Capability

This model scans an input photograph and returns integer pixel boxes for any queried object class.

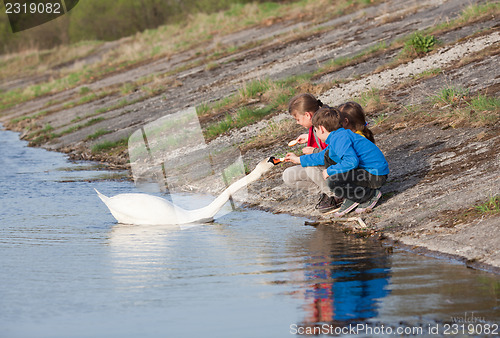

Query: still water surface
[0,127,499,337]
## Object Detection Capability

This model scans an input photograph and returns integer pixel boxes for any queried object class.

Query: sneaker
[355,190,382,213]
[315,193,343,213]
[333,199,359,217]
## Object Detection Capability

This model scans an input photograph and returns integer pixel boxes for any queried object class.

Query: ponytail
[361,125,375,144]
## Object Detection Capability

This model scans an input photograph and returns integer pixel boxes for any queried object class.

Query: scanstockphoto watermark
[290,320,499,336]
[289,323,425,336]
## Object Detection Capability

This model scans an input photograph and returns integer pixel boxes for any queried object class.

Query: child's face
[314,125,330,142]
[293,111,313,129]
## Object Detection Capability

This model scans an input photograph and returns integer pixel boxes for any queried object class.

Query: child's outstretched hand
[296,134,308,144]
[284,153,301,164]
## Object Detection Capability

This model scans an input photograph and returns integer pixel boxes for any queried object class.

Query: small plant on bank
[400,32,437,59]
[239,79,272,99]
[79,86,91,95]
[431,86,470,106]
[475,195,500,214]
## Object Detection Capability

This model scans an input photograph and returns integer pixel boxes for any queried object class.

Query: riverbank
[1,0,499,271]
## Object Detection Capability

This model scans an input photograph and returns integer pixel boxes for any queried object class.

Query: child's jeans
[327,169,387,203]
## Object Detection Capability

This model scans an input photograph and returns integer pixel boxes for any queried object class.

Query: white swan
[96,157,279,225]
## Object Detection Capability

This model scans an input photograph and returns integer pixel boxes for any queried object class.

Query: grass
[377,87,499,129]
[354,88,394,115]
[2,0,498,165]
[79,86,91,95]
[91,138,128,153]
[239,79,273,99]
[96,98,135,114]
[28,123,56,145]
[0,0,385,115]
[59,117,105,137]
[399,32,437,59]
[204,105,275,139]
[198,75,309,139]
[63,92,104,109]
[120,82,136,95]
[86,129,111,140]
[468,94,500,112]
[241,117,302,152]
[374,3,500,72]
[412,68,442,80]
[475,196,500,214]
[205,62,220,71]
[431,86,470,106]
[431,2,500,34]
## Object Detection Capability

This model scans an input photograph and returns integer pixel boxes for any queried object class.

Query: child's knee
[282,167,296,185]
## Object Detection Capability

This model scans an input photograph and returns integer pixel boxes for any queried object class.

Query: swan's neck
[185,169,263,222]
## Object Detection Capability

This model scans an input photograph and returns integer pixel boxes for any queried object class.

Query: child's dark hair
[338,101,375,143]
[288,93,324,117]
[312,107,342,132]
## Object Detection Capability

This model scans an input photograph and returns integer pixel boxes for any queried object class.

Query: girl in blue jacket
[285,106,389,217]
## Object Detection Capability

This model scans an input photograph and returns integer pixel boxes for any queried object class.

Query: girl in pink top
[282,93,342,213]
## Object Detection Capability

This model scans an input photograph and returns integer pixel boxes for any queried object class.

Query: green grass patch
[91,138,128,153]
[120,82,136,95]
[198,73,321,140]
[79,86,91,95]
[55,117,106,137]
[239,79,273,99]
[86,128,111,140]
[399,32,437,59]
[27,123,57,145]
[468,94,500,112]
[204,105,275,139]
[431,86,470,106]
[475,196,500,214]
[413,68,442,80]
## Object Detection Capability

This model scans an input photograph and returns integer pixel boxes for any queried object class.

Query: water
[0,127,499,338]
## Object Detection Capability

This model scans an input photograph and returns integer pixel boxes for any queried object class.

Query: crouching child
[285,106,389,217]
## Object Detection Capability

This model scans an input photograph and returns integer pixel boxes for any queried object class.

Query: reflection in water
[297,226,390,326]
[108,222,202,286]
[207,214,391,325]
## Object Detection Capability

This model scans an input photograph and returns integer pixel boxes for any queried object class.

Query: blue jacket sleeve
[300,148,326,167]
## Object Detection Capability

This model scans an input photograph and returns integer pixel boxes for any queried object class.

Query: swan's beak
[268,156,282,165]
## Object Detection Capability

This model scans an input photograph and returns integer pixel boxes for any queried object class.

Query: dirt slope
[1,0,499,271]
